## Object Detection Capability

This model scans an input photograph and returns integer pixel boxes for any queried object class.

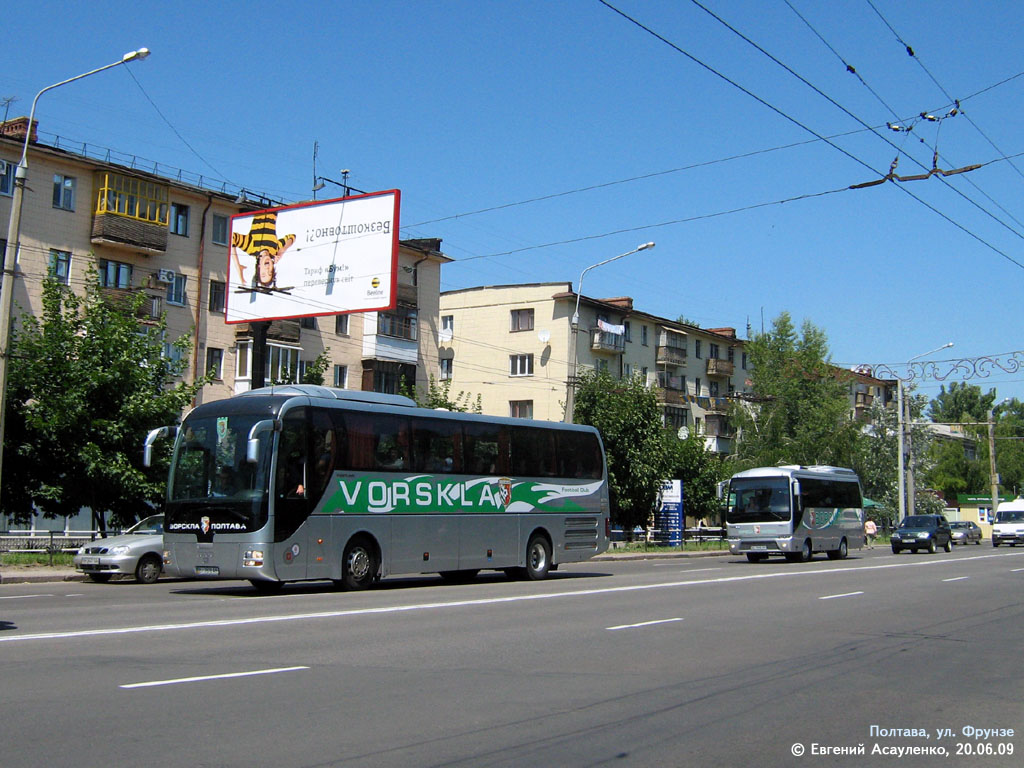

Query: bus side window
[307,410,337,499]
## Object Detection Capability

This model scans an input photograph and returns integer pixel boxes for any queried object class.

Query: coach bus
[146,385,610,591]
[723,465,865,563]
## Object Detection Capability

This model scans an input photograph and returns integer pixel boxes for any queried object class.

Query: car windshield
[950,522,968,529]
[125,515,163,534]
[901,516,935,528]
[727,478,791,523]
[997,510,1024,523]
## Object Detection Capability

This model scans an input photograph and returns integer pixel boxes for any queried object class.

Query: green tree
[402,376,482,413]
[299,348,331,385]
[927,381,996,424]
[3,274,207,530]
[663,429,726,524]
[573,370,672,533]
[732,312,859,470]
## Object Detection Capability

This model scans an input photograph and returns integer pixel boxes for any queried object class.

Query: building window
[727,346,735,364]
[624,321,632,342]
[595,358,609,373]
[710,380,720,397]
[624,363,633,379]
[212,214,229,245]
[695,340,702,359]
[742,352,748,370]
[378,304,417,340]
[1,162,14,196]
[694,377,702,397]
[170,203,189,236]
[52,174,75,210]
[94,171,169,224]
[300,316,317,330]
[641,325,648,346]
[166,273,187,306]
[510,308,534,332]
[709,343,719,359]
[236,341,251,379]
[510,354,534,377]
[47,249,71,285]
[335,314,350,335]
[206,348,224,380]
[663,406,688,430]
[373,361,415,394]
[99,259,132,289]
[267,345,300,383]
[442,314,454,333]
[510,400,534,419]
[440,357,453,381]
[642,366,649,384]
[333,365,348,388]
[209,280,226,313]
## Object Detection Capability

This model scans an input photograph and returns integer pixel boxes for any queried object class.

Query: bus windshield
[728,477,792,523]
[164,413,272,535]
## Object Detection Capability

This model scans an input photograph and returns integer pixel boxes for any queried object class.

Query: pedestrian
[864,518,877,548]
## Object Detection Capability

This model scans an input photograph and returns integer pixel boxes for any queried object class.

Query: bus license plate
[195,565,220,576]
[750,545,766,550]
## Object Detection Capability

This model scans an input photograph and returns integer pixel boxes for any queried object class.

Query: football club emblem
[498,477,512,507]
[201,516,211,535]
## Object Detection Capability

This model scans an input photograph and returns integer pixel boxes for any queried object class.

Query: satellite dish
[677,426,690,440]
[537,329,551,344]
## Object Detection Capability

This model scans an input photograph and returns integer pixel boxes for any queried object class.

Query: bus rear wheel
[339,537,378,590]
[507,533,552,581]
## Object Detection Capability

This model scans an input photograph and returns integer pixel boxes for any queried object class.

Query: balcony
[590,327,625,354]
[706,358,734,377]
[91,213,168,254]
[656,345,687,367]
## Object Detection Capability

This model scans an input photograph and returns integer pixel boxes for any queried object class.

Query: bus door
[273,407,320,581]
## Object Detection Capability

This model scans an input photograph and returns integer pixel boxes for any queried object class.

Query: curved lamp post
[0,48,150,498]
[564,242,654,423]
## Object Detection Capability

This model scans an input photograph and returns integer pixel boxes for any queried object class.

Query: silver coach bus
[146,385,610,591]
[724,465,865,563]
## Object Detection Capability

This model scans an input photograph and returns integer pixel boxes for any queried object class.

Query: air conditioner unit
[156,269,175,283]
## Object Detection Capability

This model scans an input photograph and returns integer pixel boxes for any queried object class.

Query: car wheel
[134,554,162,584]
[943,538,952,553]
[892,546,900,554]
[339,536,378,590]
[927,539,937,554]
[86,572,112,583]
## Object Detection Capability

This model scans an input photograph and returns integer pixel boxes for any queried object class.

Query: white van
[992,498,1024,547]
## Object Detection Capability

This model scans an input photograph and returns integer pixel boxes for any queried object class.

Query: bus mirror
[792,480,802,508]
[246,419,278,463]
[716,481,727,500]
[143,426,177,467]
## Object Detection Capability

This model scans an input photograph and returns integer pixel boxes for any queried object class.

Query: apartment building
[439,282,750,453]
[0,118,447,404]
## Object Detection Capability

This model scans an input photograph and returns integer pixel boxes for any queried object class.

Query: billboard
[225,189,400,324]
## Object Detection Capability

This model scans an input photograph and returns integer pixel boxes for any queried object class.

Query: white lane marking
[2,550,1020,645]
[1011,568,1024,572]
[607,618,683,631]
[0,594,53,600]
[120,666,309,689]
[942,576,969,582]
[818,591,863,600]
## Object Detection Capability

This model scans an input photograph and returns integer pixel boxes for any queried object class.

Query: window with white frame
[170,203,189,236]
[47,249,71,285]
[52,174,75,210]
[333,364,348,388]
[1,161,14,196]
[212,213,229,245]
[166,273,187,306]
[510,308,534,332]
[509,353,534,377]
[335,314,350,335]
[440,356,453,381]
[98,259,132,289]
[206,347,224,380]
[442,314,454,333]
[509,400,534,419]
[236,341,251,379]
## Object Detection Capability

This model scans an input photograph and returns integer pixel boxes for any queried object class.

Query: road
[1,546,1021,767]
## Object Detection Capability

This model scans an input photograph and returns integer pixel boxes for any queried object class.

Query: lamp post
[313,170,363,199]
[897,341,953,519]
[564,242,654,423]
[0,48,150,502]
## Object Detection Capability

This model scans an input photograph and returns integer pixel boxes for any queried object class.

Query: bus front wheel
[826,538,848,560]
[340,537,378,590]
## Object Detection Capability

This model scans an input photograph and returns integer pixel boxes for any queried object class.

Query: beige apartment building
[439,282,750,453]
[0,118,447,405]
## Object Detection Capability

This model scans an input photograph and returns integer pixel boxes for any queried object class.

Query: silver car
[950,520,982,545]
[73,515,164,583]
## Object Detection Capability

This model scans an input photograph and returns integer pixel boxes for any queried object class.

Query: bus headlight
[243,549,264,567]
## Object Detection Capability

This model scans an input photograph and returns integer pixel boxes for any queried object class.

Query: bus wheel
[439,569,480,584]
[340,537,378,590]
[827,538,848,560]
[524,534,552,580]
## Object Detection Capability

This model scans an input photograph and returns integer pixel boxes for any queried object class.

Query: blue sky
[4,0,1023,403]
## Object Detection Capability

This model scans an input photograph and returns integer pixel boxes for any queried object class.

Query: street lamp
[0,47,150,500]
[564,242,655,423]
[313,170,364,199]
[897,341,953,519]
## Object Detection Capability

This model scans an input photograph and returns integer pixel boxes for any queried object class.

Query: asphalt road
[1,545,1021,768]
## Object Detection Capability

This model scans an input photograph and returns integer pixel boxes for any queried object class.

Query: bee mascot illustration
[231,211,296,293]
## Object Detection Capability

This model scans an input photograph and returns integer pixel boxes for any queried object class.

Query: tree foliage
[732,312,859,470]
[299,348,331,386]
[663,429,726,524]
[3,274,208,529]
[573,370,672,531]
[927,381,996,424]
[403,376,482,413]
